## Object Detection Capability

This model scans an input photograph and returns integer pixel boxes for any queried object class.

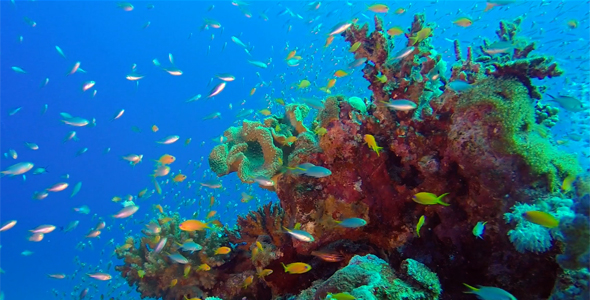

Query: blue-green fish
[336,218,367,228]
[472,221,487,239]
[463,283,516,300]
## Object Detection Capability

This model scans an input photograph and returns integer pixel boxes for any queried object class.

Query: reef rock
[295,254,441,300]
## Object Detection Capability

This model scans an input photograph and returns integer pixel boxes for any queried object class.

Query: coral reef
[294,254,441,300]
[124,12,587,300]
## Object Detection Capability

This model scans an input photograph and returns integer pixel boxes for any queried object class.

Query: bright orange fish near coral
[179,220,209,231]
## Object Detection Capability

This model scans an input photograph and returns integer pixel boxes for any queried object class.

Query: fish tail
[281,262,288,272]
[437,193,450,206]
[483,3,494,12]
[409,36,418,45]
[462,283,479,293]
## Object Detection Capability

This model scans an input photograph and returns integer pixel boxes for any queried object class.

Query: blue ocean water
[0,1,588,299]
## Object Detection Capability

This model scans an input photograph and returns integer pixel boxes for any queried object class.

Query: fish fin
[483,3,494,12]
[463,283,479,293]
[281,262,288,272]
[437,193,450,206]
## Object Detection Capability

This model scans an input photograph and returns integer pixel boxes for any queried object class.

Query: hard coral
[295,254,441,300]
[209,119,283,182]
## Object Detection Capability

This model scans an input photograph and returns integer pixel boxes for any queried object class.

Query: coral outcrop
[123,12,586,300]
[294,254,441,300]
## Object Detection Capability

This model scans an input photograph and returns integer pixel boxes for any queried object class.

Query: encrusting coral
[294,254,441,300]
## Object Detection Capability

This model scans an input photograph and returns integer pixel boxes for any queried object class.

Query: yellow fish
[409,27,432,45]
[561,174,577,192]
[183,265,191,278]
[259,109,272,116]
[387,26,403,36]
[170,279,178,288]
[349,42,361,52]
[256,241,264,252]
[281,262,311,274]
[328,293,356,300]
[297,79,311,89]
[363,134,383,156]
[258,268,273,278]
[523,211,559,228]
[334,70,349,77]
[275,98,285,105]
[413,192,450,206]
[250,87,256,96]
[314,127,327,136]
[416,215,425,237]
[151,125,159,132]
[242,275,254,288]
[137,270,145,278]
[197,264,210,271]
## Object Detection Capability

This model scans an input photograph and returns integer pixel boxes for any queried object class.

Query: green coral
[347,96,367,114]
[457,77,581,191]
[208,119,283,183]
[295,254,441,300]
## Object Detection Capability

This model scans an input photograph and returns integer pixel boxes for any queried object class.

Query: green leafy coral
[456,77,581,191]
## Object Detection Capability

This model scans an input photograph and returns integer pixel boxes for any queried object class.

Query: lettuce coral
[208,119,284,182]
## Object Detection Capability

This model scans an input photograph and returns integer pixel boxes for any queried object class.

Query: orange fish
[453,17,472,27]
[214,246,231,255]
[206,210,217,219]
[138,188,148,198]
[156,154,175,165]
[154,204,164,214]
[334,70,348,77]
[242,275,254,288]
[311,250,344,262]
[172,174,187,183]
[387,26,403,36]
[285,50,296,60]
[250,88,256,96]
[394,7,405,14]
[326,79,336,89]
[210,196,215,207]
[153,179,162,195]
[367,4,389,13]
[151,125,159,132]
[324,35,334,48]
[179,220,210,231]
